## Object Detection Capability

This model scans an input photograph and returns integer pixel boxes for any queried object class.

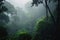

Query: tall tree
[32,0,60,40]
[0,0,17,25]
[32,0,57,24]
[0,0,9,25]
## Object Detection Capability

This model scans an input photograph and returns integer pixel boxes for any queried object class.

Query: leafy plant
[33,17,56,40]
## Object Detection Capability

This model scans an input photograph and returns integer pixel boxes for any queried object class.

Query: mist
[3,0,57,36]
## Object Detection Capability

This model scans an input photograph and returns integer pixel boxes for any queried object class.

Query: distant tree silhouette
[0,0,9,25]
[0,0,17,25]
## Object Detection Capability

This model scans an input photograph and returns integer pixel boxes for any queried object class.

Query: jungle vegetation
[0,0,58,40]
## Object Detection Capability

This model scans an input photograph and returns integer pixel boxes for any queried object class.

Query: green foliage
[2,6,8,11]
[8,29,32,40]
[15,29,29,37]
[32,0,43,6]
[32,0,57,24]
[0,6,8,13]
[18,32,32,40]
[34,16,54,30]
[32,0,58,6]
[0,0,9,25]
[11,30,32,40]
[34,17,45,31]
[33,17,56,40]
[0,0,7,13]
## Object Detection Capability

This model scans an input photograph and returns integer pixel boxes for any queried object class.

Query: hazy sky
[6,0,32,13]
[6,0,32,8]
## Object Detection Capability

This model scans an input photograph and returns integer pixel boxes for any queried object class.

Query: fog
[4,0,57,35]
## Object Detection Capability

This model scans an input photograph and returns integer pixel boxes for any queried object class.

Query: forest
[0,0,59,40]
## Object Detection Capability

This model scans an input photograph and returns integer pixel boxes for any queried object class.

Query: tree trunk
[45,1,56,24]
[45,0,48,21]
